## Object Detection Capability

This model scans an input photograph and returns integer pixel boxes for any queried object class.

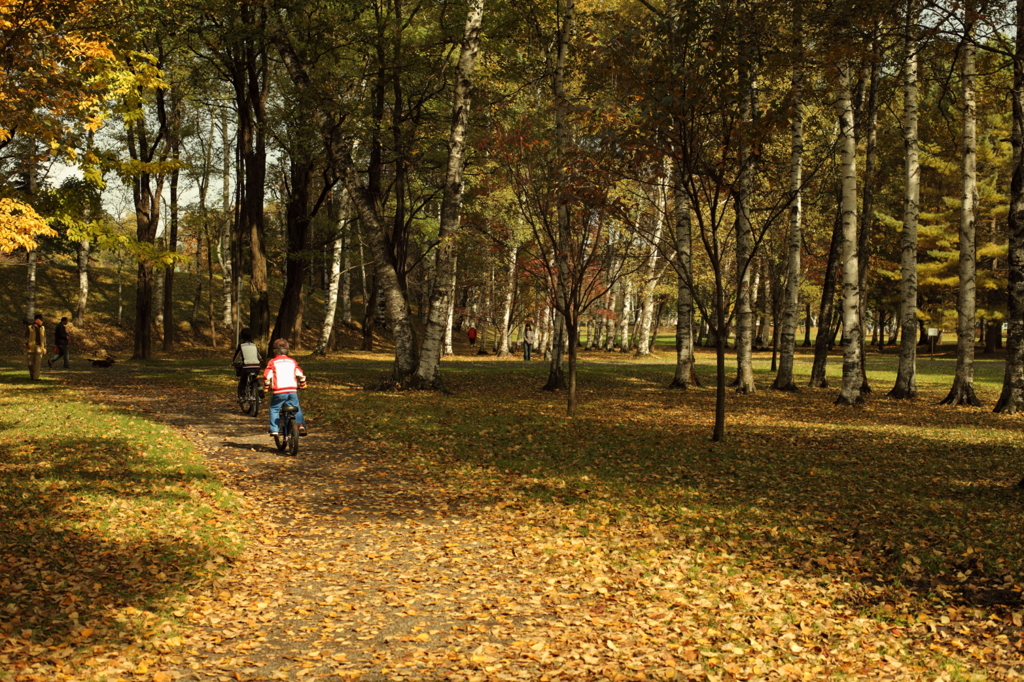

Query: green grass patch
[0,369,246,677]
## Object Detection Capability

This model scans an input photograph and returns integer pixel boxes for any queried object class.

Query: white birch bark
[496,245,518,356]
[889,32,920,400]
[670,166,697,388]
[75,240,90,325]
[635,174,666,356]
[773,55,804,391]
[943,26,981,406]
[26,250,36,320]
[443,262,455,357]
[341,225,352,327]
[412,0,485,387]
[220,106,233,330]
[836,61,864,406]
[619,280,633,353]
[314,210,347,356]
[734,47,757,394]
[605,283,619,351]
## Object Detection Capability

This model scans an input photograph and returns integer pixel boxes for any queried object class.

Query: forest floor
[2,348,1024,681]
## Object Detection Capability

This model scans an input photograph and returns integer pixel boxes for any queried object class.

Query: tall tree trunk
[669,167,698,388]
[544,311,567,391]
[619,280,633,353]
[635,171,666,357]
[443,254,456,356]
[270,157,313,350]
[809,204,843,387]
[996,0,1024,414]
[858,53,881,393]
[889,31,921,400]
[497,245,517,357]
[943,25,981,407]
[220,106,233,332]
[342,154,417,382]
[162,140,180,352]
[734,37,757,394]
[835,61,864,405]
[75,241,89,325]
[129,103,167,361]
[341,222,352,328]
[408,0,485,386]
[605,283,619,351]
[26,250,36,320]
[315,199,348,356]
[773,52,804,391]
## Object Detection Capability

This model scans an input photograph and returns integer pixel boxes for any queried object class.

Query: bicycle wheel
[286,417,299,456]
[274,427,287,451]
[248,380,260,417]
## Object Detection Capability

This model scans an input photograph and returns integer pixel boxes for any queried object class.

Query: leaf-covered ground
[3,348,1024,681]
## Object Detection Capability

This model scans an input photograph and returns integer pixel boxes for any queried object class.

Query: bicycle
[274,404,299,456]
[234,364,262,417]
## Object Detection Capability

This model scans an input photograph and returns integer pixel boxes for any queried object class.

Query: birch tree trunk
[443,254,456,356]
[26,250,36,320]
[773,52,804,392]
[619,280,633,353]
[942,26,981,407]
[497,245,518,357]
[412,0,485,388]
[857,54,880,393]
[314,205,347,356]
[75,240,90,325]
[341,224,352,328]
[889,32,921,400]
[220,105,233,331]
[635,175,666,356]
[734,39,757,394]
[605,283,619,351]
[669,168,698,388]
[996,0,1024,414]
[835,61,864,406]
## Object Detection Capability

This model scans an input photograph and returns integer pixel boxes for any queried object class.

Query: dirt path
[65,369,608,682]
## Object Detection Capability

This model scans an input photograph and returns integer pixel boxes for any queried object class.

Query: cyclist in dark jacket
[231,328,263,401]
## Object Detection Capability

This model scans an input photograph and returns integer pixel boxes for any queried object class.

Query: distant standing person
[26,314,46,380]
[467,326,477,348]
[522,324,534,361]
[49,317,70,369]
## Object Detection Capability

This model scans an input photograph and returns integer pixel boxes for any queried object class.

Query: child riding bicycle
[231,328,263,403]
[264,338,307,437]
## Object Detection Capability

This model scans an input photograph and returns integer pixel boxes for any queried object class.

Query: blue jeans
[523,342,532,361]
[268,392,304,433]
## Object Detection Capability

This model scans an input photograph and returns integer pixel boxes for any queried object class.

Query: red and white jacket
[264,356,307,394]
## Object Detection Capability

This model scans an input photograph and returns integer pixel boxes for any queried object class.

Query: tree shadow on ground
[0,435,224,651]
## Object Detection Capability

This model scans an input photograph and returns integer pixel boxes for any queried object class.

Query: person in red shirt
[263,338,307,436]
[467,326,477,347]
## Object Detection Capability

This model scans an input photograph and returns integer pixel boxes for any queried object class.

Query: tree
[834,60,865,406]
[942,20,982,407]
[889,15,922,400]
[995,0,1024,414]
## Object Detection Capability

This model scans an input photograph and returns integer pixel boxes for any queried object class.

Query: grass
[0,369,246,681]
[3,309,1022,677]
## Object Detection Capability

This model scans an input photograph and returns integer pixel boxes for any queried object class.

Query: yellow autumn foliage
[0,199,57,253]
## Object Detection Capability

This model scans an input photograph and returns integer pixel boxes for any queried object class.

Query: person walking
[49,317,70,369]
[467,326,477,348]
[26,314,46,380]
[523,324,534,361]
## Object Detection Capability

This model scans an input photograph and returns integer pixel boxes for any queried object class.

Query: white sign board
[927,328,939,337]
